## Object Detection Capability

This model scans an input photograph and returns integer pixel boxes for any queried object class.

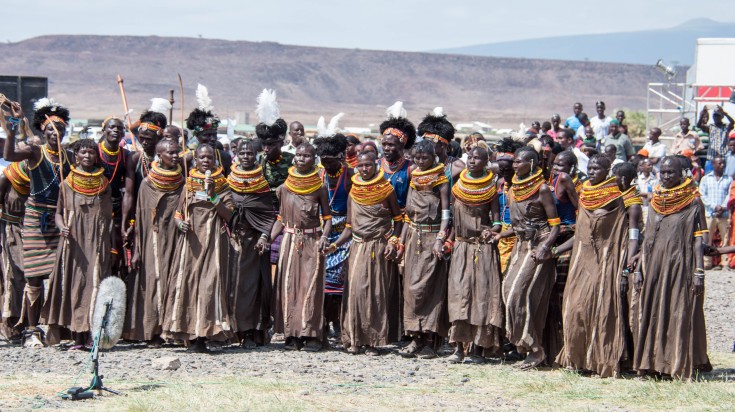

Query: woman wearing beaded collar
[446,145,503,364]
[324,151,403,355]
[162,144,235,353]
[270,144,332,352]
[42,139,111,349]
[227,139,275,349]
[495,146,560,370]
[633,156,711,380]
[123,139,184,345]
[398,140,451,359]
[3,98,72,347]
[553,155,630,377]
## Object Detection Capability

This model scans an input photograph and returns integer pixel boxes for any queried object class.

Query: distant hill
[0,35,676,128]
[435,18,735,66]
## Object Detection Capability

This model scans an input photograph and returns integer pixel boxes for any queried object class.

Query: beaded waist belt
[455,236,484,244]
[284,226,322,235]
[0,211,22,224]
[352,229,394,243]
[408,221,442,233]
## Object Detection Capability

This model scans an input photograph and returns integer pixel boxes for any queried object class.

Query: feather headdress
[316,112,344,138]
[149,98,172,115]
[32,97,70,131]
[196,84,214,112]
[417,106,454,145]
[255,89,280,127]
[33,98,63,112]
[385,101,407,120]
[186,84,220,135]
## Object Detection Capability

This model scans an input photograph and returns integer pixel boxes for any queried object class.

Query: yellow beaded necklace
[510,169,544,202]
[350,170,394,205]
[621,186,643,208]
[452,169,497,206]
[284,166,322,195]
[148,161,184,192]
[579,177,622,210]
[3,161,30,196]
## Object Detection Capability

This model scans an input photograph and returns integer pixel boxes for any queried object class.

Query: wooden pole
[168,89,175,125]
[44,114,66,209]
[178,74,190,220]
[116,74,138,151]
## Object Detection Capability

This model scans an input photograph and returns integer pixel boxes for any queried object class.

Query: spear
[178,74,190,220]
[168,89,175,125]
[45,114,66,216]
[116,74,138,151]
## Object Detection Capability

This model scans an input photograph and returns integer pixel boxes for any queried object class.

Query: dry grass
[1,352,733,411]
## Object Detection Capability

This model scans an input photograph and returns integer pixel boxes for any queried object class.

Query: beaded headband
[382,128,407,144]
[41,115,67,129]
[423,133,448,145]
[139,122,163,136]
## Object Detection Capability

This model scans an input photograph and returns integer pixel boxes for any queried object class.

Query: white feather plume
[432,107,444,117]
[316,116,327,137]
[149,98,172,115]
[326,112,344,136]
[256,89,280,126]
[195,83,214,112]
[33,97,62,112]
[386,101,407,120]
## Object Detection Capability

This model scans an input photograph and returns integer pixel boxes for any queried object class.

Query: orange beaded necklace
[3,161,30,196]
[650,178,699,216]
[579,177,622,210]
[410,163,448,190]
[66,166,109,197]
[227,165,270,194]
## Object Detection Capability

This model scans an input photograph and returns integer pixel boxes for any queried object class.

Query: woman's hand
[432,239,443,259]
[129,250,140,271]
[693,274,705,296]
[633,272,643,292]
[533,245,550,262]
[318,236,330,254]
[384,243,396,260]
[177,219,190,233]
[59,224,70,238]
[205,176,215,198]
[255,236,270,255]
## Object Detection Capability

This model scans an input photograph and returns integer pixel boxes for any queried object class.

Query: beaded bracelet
[492,221,502,226]
[7,117,20,131]
[209,194,221,206]
[547,217,561,227]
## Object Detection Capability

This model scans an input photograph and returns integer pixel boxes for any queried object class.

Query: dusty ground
[0,270,733,411]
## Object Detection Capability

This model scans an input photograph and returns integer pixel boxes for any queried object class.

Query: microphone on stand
[204,169,212,193]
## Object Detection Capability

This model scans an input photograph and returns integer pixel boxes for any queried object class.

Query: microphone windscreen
[91,277,127,350]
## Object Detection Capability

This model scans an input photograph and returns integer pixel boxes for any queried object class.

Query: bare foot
[516,349,545,370]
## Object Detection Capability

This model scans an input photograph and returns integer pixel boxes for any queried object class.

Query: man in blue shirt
[564,102,583,131]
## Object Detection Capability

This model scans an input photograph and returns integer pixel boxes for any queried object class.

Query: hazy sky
[4,0,730,51]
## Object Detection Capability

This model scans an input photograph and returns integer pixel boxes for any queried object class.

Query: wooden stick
[168,89,175,125]
[116,74,138,151]
[178,74,190,220]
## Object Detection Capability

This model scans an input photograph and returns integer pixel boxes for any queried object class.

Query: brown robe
[403,185,449,336]
[448,200,503,352]
[502,194,556,354]
[634,202,711,379]
[556,200,628,377]
[122,179,182,341]
[273,185,326,340]
[41,183,112,343]
[0,187,27,335]
[229,190,275,344]
[162,189,235,341]
[341,200,400,349]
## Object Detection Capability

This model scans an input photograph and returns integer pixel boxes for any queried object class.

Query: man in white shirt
[590,101,612,142]
[282,121,305,154]
[642,128,668,171]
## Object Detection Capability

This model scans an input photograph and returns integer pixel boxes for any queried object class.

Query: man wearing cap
[602,120,635,162]
[672,118,702,155]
